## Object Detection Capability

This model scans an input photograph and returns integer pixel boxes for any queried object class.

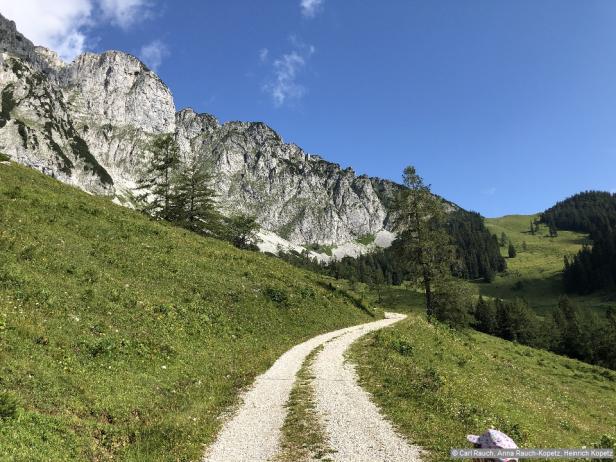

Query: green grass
[275,346,334,462]
[355,233,376,246]
[349,312,616,461]
[0,163,376,461]
[483,214,614,315]
[305,243,333,256]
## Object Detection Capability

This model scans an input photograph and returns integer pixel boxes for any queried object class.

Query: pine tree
[499,232,508,247]
[529,220,535,235]
[549,220,558,238]
[508,242,517,258]
[136,134,180,221]
[223,214,260,250]
[474,295,497,335]
[393,165,454,321]
[172,159,222,236]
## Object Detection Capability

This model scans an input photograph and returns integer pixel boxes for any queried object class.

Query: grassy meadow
[0,162,377,461]
[482,214,614,315]
[350,312,616,461]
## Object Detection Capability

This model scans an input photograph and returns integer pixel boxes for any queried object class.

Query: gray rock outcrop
[0,12,404,245]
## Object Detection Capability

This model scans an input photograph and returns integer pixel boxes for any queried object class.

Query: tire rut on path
[203,313,416,462]
[311,312,422,462]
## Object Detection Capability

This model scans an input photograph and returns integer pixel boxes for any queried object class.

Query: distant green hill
[481,214,613,314]
[0,162,375,461]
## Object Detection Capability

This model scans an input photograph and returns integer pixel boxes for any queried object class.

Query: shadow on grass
[317,281,376,318]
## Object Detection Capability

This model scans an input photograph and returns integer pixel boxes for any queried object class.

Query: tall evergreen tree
[223,214,260,250]
[172,159,222,236]
[393,166,454,320]
[508,242,517,258]
[136,134,180,221]
[499,232,508,247]
[474,295,497,335]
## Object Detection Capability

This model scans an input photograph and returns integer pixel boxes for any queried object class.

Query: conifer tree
[172,159,222,236]
[136,134,180,221]
[499,232,508,247]
[393,166,454,320]
[508,242,517,258]
[223,214,260,250]
[474,295,497,335]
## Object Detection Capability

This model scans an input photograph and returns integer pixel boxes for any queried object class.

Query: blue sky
[4,0,616,217]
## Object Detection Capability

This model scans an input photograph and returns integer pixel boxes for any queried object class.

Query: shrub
[0,152,10,162]
[0,392,18,419]
[391,338,413,356]
[265,287,288,305]
[433,278,477,329]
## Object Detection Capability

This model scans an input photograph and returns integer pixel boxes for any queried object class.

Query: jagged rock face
[58,51,176,191]
[0,54,113,194]
[175,109,399,244]
[0,12,402,245]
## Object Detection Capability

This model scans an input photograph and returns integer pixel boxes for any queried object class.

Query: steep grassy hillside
[350,312,616,461]
[0,162,376,461]
[482,214,613,314]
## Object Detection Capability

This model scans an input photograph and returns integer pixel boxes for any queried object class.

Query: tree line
[136,133,260,249]
[541,191,616,294]
[473,296,616,370]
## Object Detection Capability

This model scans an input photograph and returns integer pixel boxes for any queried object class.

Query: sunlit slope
[350,313,616,461]
[482,214,612,313]
[0,162,375,461]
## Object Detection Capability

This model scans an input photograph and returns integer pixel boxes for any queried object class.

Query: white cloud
[300,0,324,18]
[98,0,152,29]
[139,39,168,71]
[0,0,153,61]
[0,0,93,61]
[259,48,269,63]
[262,39,315,107]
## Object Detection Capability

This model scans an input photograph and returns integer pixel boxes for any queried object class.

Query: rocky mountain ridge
[0,13,404,247]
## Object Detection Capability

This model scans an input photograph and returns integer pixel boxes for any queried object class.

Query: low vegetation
[350,311,616,461]
[275,346,334,462]
[0,163,375,461]
[482,214,610,314]
[355,233,376,246]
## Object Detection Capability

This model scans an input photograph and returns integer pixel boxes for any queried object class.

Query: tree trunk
[423,266,434,321]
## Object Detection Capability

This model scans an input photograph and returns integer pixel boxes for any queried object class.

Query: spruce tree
[474,296,497,335]
[508,242,517,258]
[499,232,508,247]
[136,134,180,221]
[223,214,260,250]
[172,159,222,236]
[393,165,454,321]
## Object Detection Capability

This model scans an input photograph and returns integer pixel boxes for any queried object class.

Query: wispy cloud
[259,48,269,63]
[300,0,324,18]
[139,39,169,72]
[98,0,153,29]
[262,40,315,107]
[0,0,154,61]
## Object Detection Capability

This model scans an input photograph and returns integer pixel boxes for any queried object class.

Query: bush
[0,392,18,419]
[433,278,477,329]
[265,287,288,305]
[0,152,10,162]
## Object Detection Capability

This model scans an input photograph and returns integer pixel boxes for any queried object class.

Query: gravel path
[312,312,423,462]
[203,313,414,462]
